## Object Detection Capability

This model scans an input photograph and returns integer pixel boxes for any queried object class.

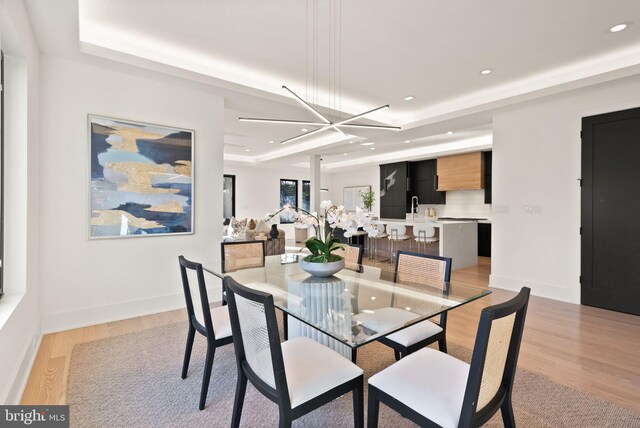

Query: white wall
[440,190,490,219]
[326,165,379,216]
[491,73,640,303]
[0,0,42,404]
[38,55,224,332]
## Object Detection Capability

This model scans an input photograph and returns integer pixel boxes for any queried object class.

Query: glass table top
[204,254,491,349]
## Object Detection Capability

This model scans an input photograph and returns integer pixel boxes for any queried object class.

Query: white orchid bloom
[320,200,333,211]
[364,224,379,237]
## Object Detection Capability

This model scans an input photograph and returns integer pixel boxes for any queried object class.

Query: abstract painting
[89,115,194,238]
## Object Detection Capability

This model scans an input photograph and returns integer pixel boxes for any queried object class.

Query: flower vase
[300,259,345,277]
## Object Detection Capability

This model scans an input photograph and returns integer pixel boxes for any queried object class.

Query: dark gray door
[581,107,640,315]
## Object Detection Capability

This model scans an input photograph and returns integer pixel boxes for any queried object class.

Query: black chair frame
[224,276,364,428]
[377,250,452,360]
[368,287,531,428]
[178,255,234,410]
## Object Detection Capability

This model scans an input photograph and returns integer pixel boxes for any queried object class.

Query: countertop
[379,218,488,226]
[379,218,491,226]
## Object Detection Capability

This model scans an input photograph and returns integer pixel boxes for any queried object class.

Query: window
[223,174,235,221]
[302,180,310,212]
[279,179,298,223]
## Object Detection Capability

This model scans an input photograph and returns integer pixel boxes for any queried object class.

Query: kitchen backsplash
[417,190,491,219]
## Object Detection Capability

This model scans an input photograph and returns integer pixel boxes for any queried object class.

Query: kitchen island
[379,219,480,270]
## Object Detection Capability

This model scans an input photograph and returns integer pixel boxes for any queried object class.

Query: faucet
[411,196,419,222]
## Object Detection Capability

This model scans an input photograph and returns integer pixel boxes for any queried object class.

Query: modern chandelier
[239,86,400,145]
[238,0,400,145]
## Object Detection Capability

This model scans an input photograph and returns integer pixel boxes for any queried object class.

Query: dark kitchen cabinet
[483,151,492,204]
[380,162,409,219]
[410,159,446,205]
[478,222,491,257]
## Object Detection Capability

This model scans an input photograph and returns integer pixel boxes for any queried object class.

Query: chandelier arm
[238,118,327,126]
[282,85,331,124]
[281,125,331,145]
[339,123,401,130]
[331,125,349,137]
[334,105,390,126]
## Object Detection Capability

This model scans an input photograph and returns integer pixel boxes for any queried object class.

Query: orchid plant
[266,200,378,263]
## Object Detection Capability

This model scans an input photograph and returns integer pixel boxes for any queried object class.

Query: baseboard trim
[41,286,222,335]
[6,334,41,404]
[489,274,579,304]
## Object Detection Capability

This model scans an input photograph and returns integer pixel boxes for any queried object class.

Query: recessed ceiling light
[349,141,355,144]
[268,140,274,144]
[343,153,348,156]
[447,131,455,135]
[609,23,628,33]
[370,147,376,151]
[361,142,375,146]
[480,69,492,75]
[404,95,415,101]
[404,140,411,143]
[245,148,251,152]
[301,128,308,132]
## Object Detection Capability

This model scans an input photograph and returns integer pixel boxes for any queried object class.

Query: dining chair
[178,255,234,410]
[367,287,531,428]
[343,243,364,272]
[221,240,266,273]
[379,251,452,360]
[223,276,364,428]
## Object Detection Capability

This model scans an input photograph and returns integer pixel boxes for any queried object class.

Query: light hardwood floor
[21,257,640,413]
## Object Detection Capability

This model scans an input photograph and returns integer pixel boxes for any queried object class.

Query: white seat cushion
[370,232,388,238]
[369,347,469,428]
[415,237,439,243]
[388,235,411,240]
[386,319,443,347]
[211,305,232,339]
[353,307,442,347]
[281,337,363,408]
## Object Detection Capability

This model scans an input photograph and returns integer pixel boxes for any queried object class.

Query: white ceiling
[24,0,640,170]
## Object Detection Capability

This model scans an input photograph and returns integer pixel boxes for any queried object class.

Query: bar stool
[367,222,388,260]
[412,223,439,254]
[386,223,411,263]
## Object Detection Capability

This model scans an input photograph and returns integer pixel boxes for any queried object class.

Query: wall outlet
[525,205,543,214]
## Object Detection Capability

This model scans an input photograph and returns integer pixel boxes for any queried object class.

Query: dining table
[204,254,491,362]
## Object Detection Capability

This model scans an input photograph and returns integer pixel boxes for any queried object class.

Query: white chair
[386,223,411,263]
[367,222,388,260]
[224,276,364,428]
[412,223,439,254]
[368,287,531,428]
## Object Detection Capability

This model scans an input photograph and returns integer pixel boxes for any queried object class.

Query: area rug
[67,321,640,427]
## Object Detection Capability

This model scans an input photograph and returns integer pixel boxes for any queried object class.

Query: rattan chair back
[221,241,266,273]
[224,276,291,404]
[459,287,531,427]
[343,244,364,271]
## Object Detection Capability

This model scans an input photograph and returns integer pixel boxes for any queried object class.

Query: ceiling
[24,0,640,170]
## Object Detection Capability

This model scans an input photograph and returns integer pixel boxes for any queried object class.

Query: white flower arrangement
[265,200,378,263]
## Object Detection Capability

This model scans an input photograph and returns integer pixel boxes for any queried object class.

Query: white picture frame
[343,185,371,212]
